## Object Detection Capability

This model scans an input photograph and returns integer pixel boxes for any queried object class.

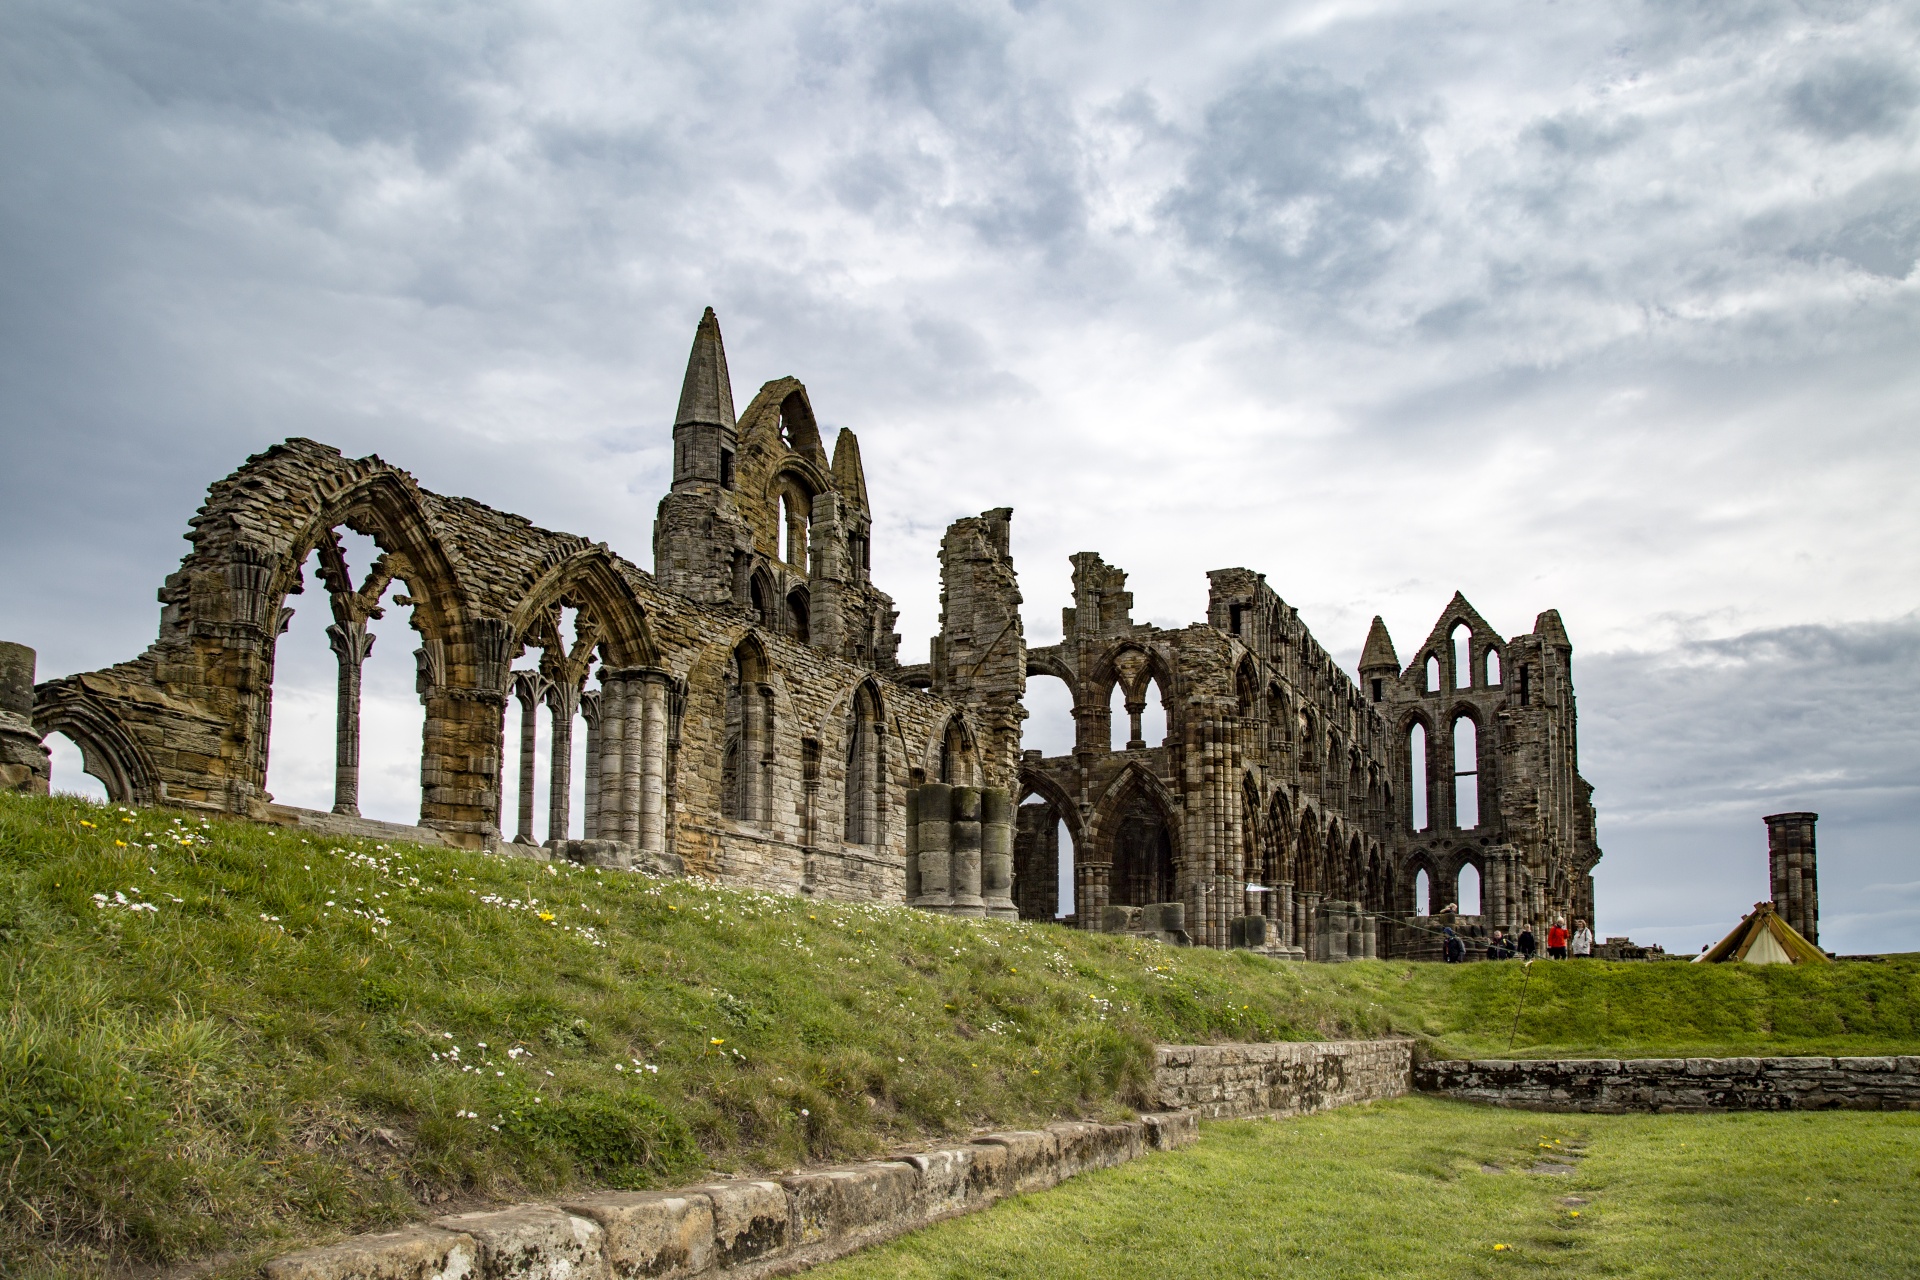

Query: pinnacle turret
[1359,616,1400,673]
[675,307,736,429]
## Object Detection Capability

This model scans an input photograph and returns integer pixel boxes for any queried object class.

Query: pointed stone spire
[831,428,870,512]
[1533,608,1571,651]
[1359,616,1400,673]
[675,307,736,429]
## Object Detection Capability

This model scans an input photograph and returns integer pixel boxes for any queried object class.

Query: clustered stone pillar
[545,678,582,844]
[912,782,1016,919]
[1765,812,1819,946]
[580,691,601,838]
[0,642,50,795]
[1311,899,1378,962]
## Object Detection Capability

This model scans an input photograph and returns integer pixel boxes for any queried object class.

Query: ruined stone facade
[15,309,1602,952]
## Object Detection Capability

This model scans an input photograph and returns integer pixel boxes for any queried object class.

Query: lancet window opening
[1453,713,1478,830]
[844,683,885,845]
[724,641,774,828]
[265,525,422,825]
[1451,622,1472,689]
[1409,721,1429,832]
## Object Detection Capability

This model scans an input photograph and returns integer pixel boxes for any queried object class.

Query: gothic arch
[1017,766,1084,847]
[1090,763,1180,908]
[33,690,160,805]
[508,547,659,670]
[1087,641,1176,701]
[928,713,981,787]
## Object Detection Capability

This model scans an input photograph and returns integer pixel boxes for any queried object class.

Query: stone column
[904,786,920,903]
[1765,812,1819,945]
[1275,881,1294,947]
[619,675,645,843]
[981,786,1017,919]
[580,691,601,839]
[512,671,546,844]
[915,782,953,910]
[950,786,985,916]
[0,642,50,795]
[325,621,375,816]
[638,671,670,856]
[595,672,626,843]
[1077,858,1110,930]
[545,679,581,844]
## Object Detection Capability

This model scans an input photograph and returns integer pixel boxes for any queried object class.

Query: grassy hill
[2,790,1915,1276]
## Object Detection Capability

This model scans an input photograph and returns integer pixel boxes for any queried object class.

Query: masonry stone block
[264,1227,478,1280]
[780,1162,920,1246]
[433,1207,607,1280]
[558,1192,713,1279]
[687,1181,789,1268]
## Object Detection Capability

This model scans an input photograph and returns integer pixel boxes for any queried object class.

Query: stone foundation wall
[1153,1039,1414,1119]
[1416,1056,1920,1113]
[264,1112,1197,1280]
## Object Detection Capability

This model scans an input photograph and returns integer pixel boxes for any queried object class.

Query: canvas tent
[1694,902,1829,965]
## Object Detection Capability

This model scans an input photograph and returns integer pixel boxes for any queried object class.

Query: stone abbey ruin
[2,309,1603,959]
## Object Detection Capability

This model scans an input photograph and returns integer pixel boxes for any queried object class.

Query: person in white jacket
[1570,919,1595,958]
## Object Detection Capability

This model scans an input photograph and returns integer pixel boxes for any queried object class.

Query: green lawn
[819,1099,1920,1280]
[1,789,1915,1275]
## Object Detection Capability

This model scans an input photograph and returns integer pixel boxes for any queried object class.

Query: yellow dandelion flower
[1493,1243,1509,1252]
[115,840,127,847]
[710,1037,725,1046]
[538,911,555,921]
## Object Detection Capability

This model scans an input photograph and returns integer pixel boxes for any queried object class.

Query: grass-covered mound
[1,790,1915,1276]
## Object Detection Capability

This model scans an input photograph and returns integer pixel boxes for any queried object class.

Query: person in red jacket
[1546,918,1570,959]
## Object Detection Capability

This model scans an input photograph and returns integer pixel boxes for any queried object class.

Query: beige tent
[1694,902,1830,965]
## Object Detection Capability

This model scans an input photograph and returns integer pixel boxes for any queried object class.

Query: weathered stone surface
[899,1147,975,1220]
[780,1162,919,1246]
[558,1192,714,1279]
[1154,1039,1413,1119]
[15,309,1602,954]
[685,1181,789,1268]
[0,642,50,795]
[1416,1056,1920,1113]
[972,1129,1062,1196]
[434,1206,608,1280]
[265,1227,477,1280]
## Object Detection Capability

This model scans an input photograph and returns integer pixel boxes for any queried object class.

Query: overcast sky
[3,0,1916,954]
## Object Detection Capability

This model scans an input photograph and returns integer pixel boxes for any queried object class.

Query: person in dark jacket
[1486,929,1514,960]
[1442,926,1466,964]
[1516,926,1538,959]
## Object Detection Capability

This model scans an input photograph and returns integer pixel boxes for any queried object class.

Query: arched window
[1414,867,1431,915]
[939,716,977,785]
[844,683,885,844]
[787,589,810,644]
[43,732,109,802]
[1458,862,1482,915]
[1020,671,1075,757]
[725,642,773,827]
[1451,622,1472,689]
[1453,714,1478,829]
[1486,647,1502,687]
[777,487,810,570]
[1424,654,1440,692]
[1409,722,1428,831]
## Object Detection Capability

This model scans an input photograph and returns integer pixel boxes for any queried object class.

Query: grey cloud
[1582,615,1920,953]
[1786,55,1920,139]
[1163,66,1426,295]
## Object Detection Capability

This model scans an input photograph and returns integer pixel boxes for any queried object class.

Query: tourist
[1570,918,1594,958]
[1486,929,1514,960]
[1517,925,1537,959]
[1547,917,1570,959]
[1441,926,1466,964]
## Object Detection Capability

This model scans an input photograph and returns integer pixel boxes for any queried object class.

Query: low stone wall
[1417,1056,1920,1113]
[264,1112,1196,1280]
[1153,1039,1414,1119]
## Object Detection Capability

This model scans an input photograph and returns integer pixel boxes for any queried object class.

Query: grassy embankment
[820,1099,1920,1280]
[1,789,1916,1275]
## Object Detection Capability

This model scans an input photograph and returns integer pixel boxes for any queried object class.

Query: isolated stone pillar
[904,786,920,902]
[0,642,49,795]
[981,786,1017,919]
[325,621,374,816]
[580,691,601,839]
[1275,881,1294,946]
[619,676,645,843]
[512,672,546,844]
[1765,812,1819,946]
[544,678,583,844]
